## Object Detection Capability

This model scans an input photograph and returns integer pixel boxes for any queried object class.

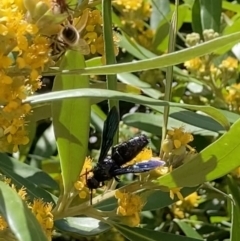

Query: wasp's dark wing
[112,160,165,175]
[98,106,119,163]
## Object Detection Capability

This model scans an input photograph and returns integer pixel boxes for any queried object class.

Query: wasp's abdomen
[111,134,149,166]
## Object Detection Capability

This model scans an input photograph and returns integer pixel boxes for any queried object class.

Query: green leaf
[192,0,222,34]
[220,110,240,124]
[31,124,56,168]
[150,0,170,30]
[167,108,224,133]
[117,73,163,99]
[46,31,240,75]
[227,175,240,211]
[0,181,48,241]
[118,33,154,59]
[0,166,56,204]
[86,57,102,67]
[148,106,231,134]
[174,220,203,240]
[55,217,110,236]
[20,118,36,157]
[226,175,240,241]
[192,0,202,35]
[29,104,51,122]
[113,224,203,241]
[91,105,106,133]
[153,4,189,51]
[26,88,230,130]
[152,12,171,50]
[222,1,240,13]
[0,153,58,191]
[122,112,220,136]
[52,51,91,193]
[200,0,222,32]
[155,118,240,188]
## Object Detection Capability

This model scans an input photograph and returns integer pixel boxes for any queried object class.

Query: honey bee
[50,9,90,61]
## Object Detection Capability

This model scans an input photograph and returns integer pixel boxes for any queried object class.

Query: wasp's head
[86,177,100,189]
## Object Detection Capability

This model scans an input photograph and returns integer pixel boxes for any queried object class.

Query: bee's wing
[112,160,165,175]
[75,38,90,55]
[98,107,119,163]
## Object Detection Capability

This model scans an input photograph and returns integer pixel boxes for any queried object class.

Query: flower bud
[162,138,174,153]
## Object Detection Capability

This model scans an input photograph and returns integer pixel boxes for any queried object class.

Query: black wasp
[86,107,165,193]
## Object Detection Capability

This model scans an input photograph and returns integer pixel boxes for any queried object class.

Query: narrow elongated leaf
[0,153,58,191]
[31,124,56,167]
[29,104,51,122]
[222,1,240,12]
[155,118,240,188]
[153,4,188,51]
[114,224,203,241]
[192,0,202,35]
[43,31,240,75]
[122,112,219,136]
[117,73,163,99]
[26,88,230,130]
[0,168,56,203]
[200,0,222,33]
[0,182,48,241]
[174,220,203,240]
[118,32,156,59]
[226,176,240,241]
[192,0,222,34]
[150,0,170,30]
[91,105,106,133]
[52,51,91,193]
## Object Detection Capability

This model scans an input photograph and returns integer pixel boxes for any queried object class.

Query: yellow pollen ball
[74,181,84,190]
[79,190,87,199]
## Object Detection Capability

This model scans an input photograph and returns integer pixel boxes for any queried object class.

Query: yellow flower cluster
[0,0,51,153]
[115,0,143,11]
[31,199,54,240]
[113,0,154,50]
[0,175,53,240]
[81,9,104,55]
[74,156,93,200]
[72,8,118,58]
[115,190,145,227]
[124,147,152,166]
[161,127,195,168]
[225,83,240,109]
[162,127,194,155]
[171,192,200,219]
[184,56,238,82]
[184,31,239,109]
[169,187,184,201]
[231,166,240,178]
